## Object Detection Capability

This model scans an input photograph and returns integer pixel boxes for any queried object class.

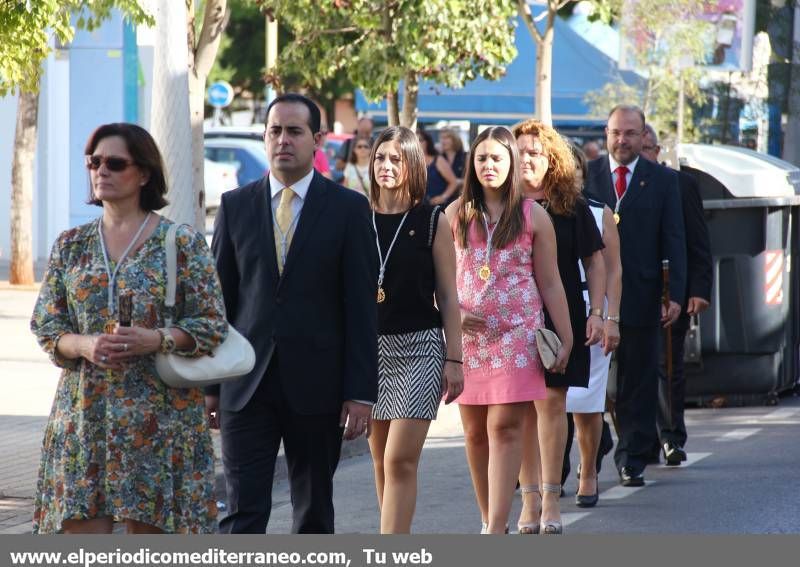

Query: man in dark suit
[207,93,378,533]
[583,105,686,486]
[641,125,712,466]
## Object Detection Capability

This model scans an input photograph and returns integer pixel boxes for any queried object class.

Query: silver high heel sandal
[539,483,563,535]
[517,485,541,534]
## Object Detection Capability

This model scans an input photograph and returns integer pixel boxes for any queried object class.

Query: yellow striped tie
[274,187,296,273]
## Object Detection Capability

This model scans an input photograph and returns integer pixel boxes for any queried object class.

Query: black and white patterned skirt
[373,327,445,421]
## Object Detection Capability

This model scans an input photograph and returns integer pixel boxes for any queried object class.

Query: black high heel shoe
[575,464,599,508]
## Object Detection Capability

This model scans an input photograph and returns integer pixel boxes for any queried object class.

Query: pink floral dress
[454,199,546,404]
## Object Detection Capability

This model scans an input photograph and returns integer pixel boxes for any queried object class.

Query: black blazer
[678,170,712,304]
[209,172,378,414]
[584,157,687,326]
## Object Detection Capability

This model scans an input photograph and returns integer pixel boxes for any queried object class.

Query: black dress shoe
[663,441,687,466]
[619,467,644,487]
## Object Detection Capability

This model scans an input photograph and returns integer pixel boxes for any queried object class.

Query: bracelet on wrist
[445,358,463,365]
[589,307,603,318]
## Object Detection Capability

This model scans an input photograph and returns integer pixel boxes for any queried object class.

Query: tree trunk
[400,73,419,129]
[188,0,228,229]
[151,0,195,228]
[9,90,38,285]
[535,13,554,126]
[386,90,400,126]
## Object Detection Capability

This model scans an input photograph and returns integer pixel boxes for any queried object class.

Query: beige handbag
[535,328,562,371]
[155,224,255,388]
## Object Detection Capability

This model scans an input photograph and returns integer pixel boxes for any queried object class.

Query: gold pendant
[613,213,620,225]
[377,287,386,303]
[478,265,491,281]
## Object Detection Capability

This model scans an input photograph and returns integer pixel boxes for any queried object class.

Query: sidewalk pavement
[0,282,455,534]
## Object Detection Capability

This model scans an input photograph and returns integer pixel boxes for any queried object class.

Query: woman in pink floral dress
[444,126,572,534]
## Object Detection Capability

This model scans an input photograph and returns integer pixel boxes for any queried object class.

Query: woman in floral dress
[444,126,572,534]
[30,123,228,534]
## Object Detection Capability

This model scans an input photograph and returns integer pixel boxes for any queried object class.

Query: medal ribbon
[97,213,151,316]
[372,210,410,296]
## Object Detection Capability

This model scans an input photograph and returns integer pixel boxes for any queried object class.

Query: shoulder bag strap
[164,223,179,327]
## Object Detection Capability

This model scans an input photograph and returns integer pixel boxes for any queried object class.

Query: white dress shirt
[269,168,314,217]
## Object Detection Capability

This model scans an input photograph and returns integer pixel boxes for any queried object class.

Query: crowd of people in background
[30,92,711,535]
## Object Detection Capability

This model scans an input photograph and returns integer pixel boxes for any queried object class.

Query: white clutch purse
[155,224,255,388]
[535,328,562,371]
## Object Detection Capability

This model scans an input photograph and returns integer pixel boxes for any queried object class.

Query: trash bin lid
[678,144,800,198]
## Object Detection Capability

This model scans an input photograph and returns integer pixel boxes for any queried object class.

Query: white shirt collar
[269,168,315,200]
[608,154,639,175]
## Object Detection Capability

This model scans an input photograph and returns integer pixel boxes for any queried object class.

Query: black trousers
[219,357,344,534]
[657,316,689,447]
[613,324,660,473]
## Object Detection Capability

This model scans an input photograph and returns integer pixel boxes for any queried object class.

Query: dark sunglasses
[85,155,136,172]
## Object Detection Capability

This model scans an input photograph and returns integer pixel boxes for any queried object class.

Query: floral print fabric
[30,217,227,533]
[455,199,546,405]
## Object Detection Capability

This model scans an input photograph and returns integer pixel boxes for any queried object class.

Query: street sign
[208,81,234,108]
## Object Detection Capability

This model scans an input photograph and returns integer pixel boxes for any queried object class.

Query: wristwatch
[589,307,603,318]
[156,328,176,354]
[606,315,620,323]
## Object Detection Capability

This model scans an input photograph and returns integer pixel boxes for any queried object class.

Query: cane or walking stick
[662,259,673,430]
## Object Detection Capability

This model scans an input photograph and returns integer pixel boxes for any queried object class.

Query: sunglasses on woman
[85,155,136,172]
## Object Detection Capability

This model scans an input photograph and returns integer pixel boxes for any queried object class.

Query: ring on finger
[123,343,128,352]
[100,355,108,363]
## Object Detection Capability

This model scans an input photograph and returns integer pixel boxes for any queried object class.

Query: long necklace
[479,210,499,281]
[97,212,151,318]
[372,209,410,303]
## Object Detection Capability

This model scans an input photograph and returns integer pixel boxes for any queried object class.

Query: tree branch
[194,0,228,77]
[517,0,543,44]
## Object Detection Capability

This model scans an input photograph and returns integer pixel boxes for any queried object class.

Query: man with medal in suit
[640,125,713,467]
[207,93,378,533]
[583,105,687,487]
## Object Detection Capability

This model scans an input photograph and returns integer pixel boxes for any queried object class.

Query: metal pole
[265,15,278,105]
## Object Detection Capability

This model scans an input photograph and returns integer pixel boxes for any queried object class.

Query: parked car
[204,158,238,213]
[204,137,270,187]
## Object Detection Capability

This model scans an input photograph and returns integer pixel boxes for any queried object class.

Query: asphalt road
[264,398,800,534]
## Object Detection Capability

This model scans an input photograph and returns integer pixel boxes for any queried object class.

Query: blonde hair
[512,119,580,216]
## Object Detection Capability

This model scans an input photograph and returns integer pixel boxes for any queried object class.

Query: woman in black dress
[511,119,606,534]
[368,126,464,533]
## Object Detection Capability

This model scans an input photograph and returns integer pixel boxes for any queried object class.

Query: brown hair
[512,118,579,216]
[85,123,168,211]
[570,143,588,188]
[348,135,372,164]
[456,126,525,250]
[439,128,464,154]
[369,126,427,207]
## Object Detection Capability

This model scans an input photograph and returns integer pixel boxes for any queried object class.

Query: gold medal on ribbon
[613,212,620,225]
[377,287,386,303]
[478,265,491,281]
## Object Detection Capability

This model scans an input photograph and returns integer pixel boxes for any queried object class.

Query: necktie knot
[614,166,629,200]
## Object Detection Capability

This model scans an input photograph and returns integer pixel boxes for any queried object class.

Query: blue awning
[355,12,642,127]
